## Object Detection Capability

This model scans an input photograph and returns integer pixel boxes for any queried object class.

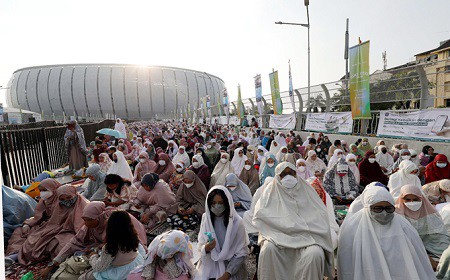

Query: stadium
[6,64,226,119]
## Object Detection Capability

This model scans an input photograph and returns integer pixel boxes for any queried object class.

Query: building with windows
[6,64,226,120]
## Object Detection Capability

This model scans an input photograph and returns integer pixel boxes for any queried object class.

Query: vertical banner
[0,103,4,123]
[255,74,264,116]
[269,70,283,115]
[223,88,229,124]
[289,60,296,112]
[192,105,197,123]
[187,103,191,122]
[237,84,245,119]
[349,40,371,119]
[202,97,207,119]
[200,100,205,119]
[206,95,211,121]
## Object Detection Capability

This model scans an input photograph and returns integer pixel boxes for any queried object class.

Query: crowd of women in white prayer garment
[4,118,450,279]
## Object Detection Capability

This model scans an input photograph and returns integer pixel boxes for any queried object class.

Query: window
[445,81,450,92]
[446,99,450,107]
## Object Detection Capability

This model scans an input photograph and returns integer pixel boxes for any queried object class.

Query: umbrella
[96,128,126,139]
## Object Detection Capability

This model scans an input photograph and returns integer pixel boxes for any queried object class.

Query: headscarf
[295,159,312,180]
[328,149,343,169]
[337,186,435,280]
[253,162,333,277]
[409,149,421,167]
[387,160,421,200]
[83,164,107,201]
[239,158,260,195]
[25,179,62,228]
[275,146,288,163]
[358,151,388,187]
[259,154,277,185]
[269,139,281,155]
[230,147,247,176]
[133,152,157,188]
[422,179,450,204]
[323,158,358,198]
[167,140,179,159]
[197,186,249,279]
[176,171,207,215]
[375,145,394,173]
[205,142,220,166]
[98,153,113,174]
[135,177,177,215]
[345,153,360,185]
[172,145,191,168]
[107,151,133,182]
[64,120,87,153]
[305,150,327,174]
[346,182,389,220]
[256,145,268,164]
[425,154,450,184]
[210,153,235,187]
[153,153,175,183]
[192,154,205,167]
[357,137,372,153]
[224,173,253,214]
[114,118,127,137]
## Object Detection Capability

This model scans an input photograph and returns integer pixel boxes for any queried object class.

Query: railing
[0,119,115,186]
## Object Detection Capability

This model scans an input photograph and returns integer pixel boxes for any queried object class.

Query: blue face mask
[59,196,77,208]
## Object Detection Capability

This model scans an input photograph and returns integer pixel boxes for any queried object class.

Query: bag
[51,256,91,280]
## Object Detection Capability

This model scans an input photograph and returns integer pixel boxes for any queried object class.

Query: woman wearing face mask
[133,152,157,189]
[196,186,249,280]
[152,153,175,183]
[357,137,372,153]
[323,159,359,201]
[18,185,89,265]
[82,164,107,201]
[239,158,260,195]
[196,147,214,173]
[425,154,450,184]
[254,162,333,280]
[172,145,191,168]
[259,154,278,185]
[211,153,235,188]
[296,159,312,180]
[358,151,389,187]
[169,161,186,194]
[168,170,207,232]
[395,184,450,263]
[98,153,113,174]
[275,146,288,164]
[422,179,450,205]
[338,186,435,280]
[190,154,211,188]
[230,147,248,177]
[388,160,422,200]
[349,144,365,164]
[256,145,268,166]
[104,174,138,210]
[327,149,344,169]
[392,149,412,171]
[205,141,220,167]
[224,173,252,218]
[6,179,61,257]
[107,151,134,182]
[132,173,178,230]
[268,139,281,156]
[375,145,394,175]
[345,154,360,186]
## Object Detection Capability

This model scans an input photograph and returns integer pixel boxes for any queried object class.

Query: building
[415,39,450,107]
[6,64,226,120]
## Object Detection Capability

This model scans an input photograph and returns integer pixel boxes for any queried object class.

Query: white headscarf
[275,146,288,163]
[295,158,312,180]
[243,177,274,234]
[375,145,394,174]
[387,160,421,200]
[328,149,343,169]
[257,145,268,164]
[269,140,281,155]
[114,118,127,137]
[253,162,334,277]
[346,182,387,220]
[338,187,435,280]
[345,153,360,185]
[192,154,205,167]
[167,140,179,159]
[172,146,190,168]
[107,151,133,182]
[305,150,327,174]
[197,186,249,279]
[230,147,247,176]
[210,153,235,187]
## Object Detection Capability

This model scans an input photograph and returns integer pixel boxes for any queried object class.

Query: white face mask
[362,142,368,146]
[207,145,212,149]
[281,175,297,189]
[139,158,146,163]
[267,163,275,168]
[176,167,183,173]
[337,154,343,159]
[220,158,228,164]
[437,162,448,168]
[348,161,356,166]
[368,158,376,163]
[228,186,237,191]
[185,182,194,188]
[40,191,53,200]
[404,201,422,212]
[402,155,411,160]
[297,166,306,173]
[158,160,166,166]
[316,148,321,152]
[192,162,200,168]
[244,164,251,170]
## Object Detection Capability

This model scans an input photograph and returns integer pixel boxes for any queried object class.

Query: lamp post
[275,0,310,111]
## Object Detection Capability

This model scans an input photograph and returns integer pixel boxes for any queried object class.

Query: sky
[0,0,450,107]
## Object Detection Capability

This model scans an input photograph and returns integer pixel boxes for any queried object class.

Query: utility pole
[344,18,349,96]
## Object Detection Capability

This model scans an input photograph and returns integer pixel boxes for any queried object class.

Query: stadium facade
[6,64,225,119]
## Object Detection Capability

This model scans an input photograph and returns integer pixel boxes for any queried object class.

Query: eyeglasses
[371,205,395,213]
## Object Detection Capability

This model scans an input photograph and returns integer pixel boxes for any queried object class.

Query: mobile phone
[431,115,448,133]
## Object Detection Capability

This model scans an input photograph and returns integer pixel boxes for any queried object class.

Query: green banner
[269,70,283,115]
[237,84,245,119]
[349,40,371,119]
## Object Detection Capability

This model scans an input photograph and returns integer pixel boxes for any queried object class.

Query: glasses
[371,205,395,213]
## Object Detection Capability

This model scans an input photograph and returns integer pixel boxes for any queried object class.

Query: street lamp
[275,0,310,111]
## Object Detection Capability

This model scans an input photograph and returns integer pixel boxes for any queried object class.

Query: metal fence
[0,119,115,186]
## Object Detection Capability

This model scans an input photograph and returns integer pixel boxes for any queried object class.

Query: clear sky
[1,0,449,107]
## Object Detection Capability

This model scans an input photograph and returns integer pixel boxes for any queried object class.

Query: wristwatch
[47,261,55,267]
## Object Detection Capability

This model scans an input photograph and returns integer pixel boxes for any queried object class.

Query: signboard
[8,112,22,124]
[269,113,296,129]
[377,109,450,141]
[304,112,353,133]
[349,40,371,119]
